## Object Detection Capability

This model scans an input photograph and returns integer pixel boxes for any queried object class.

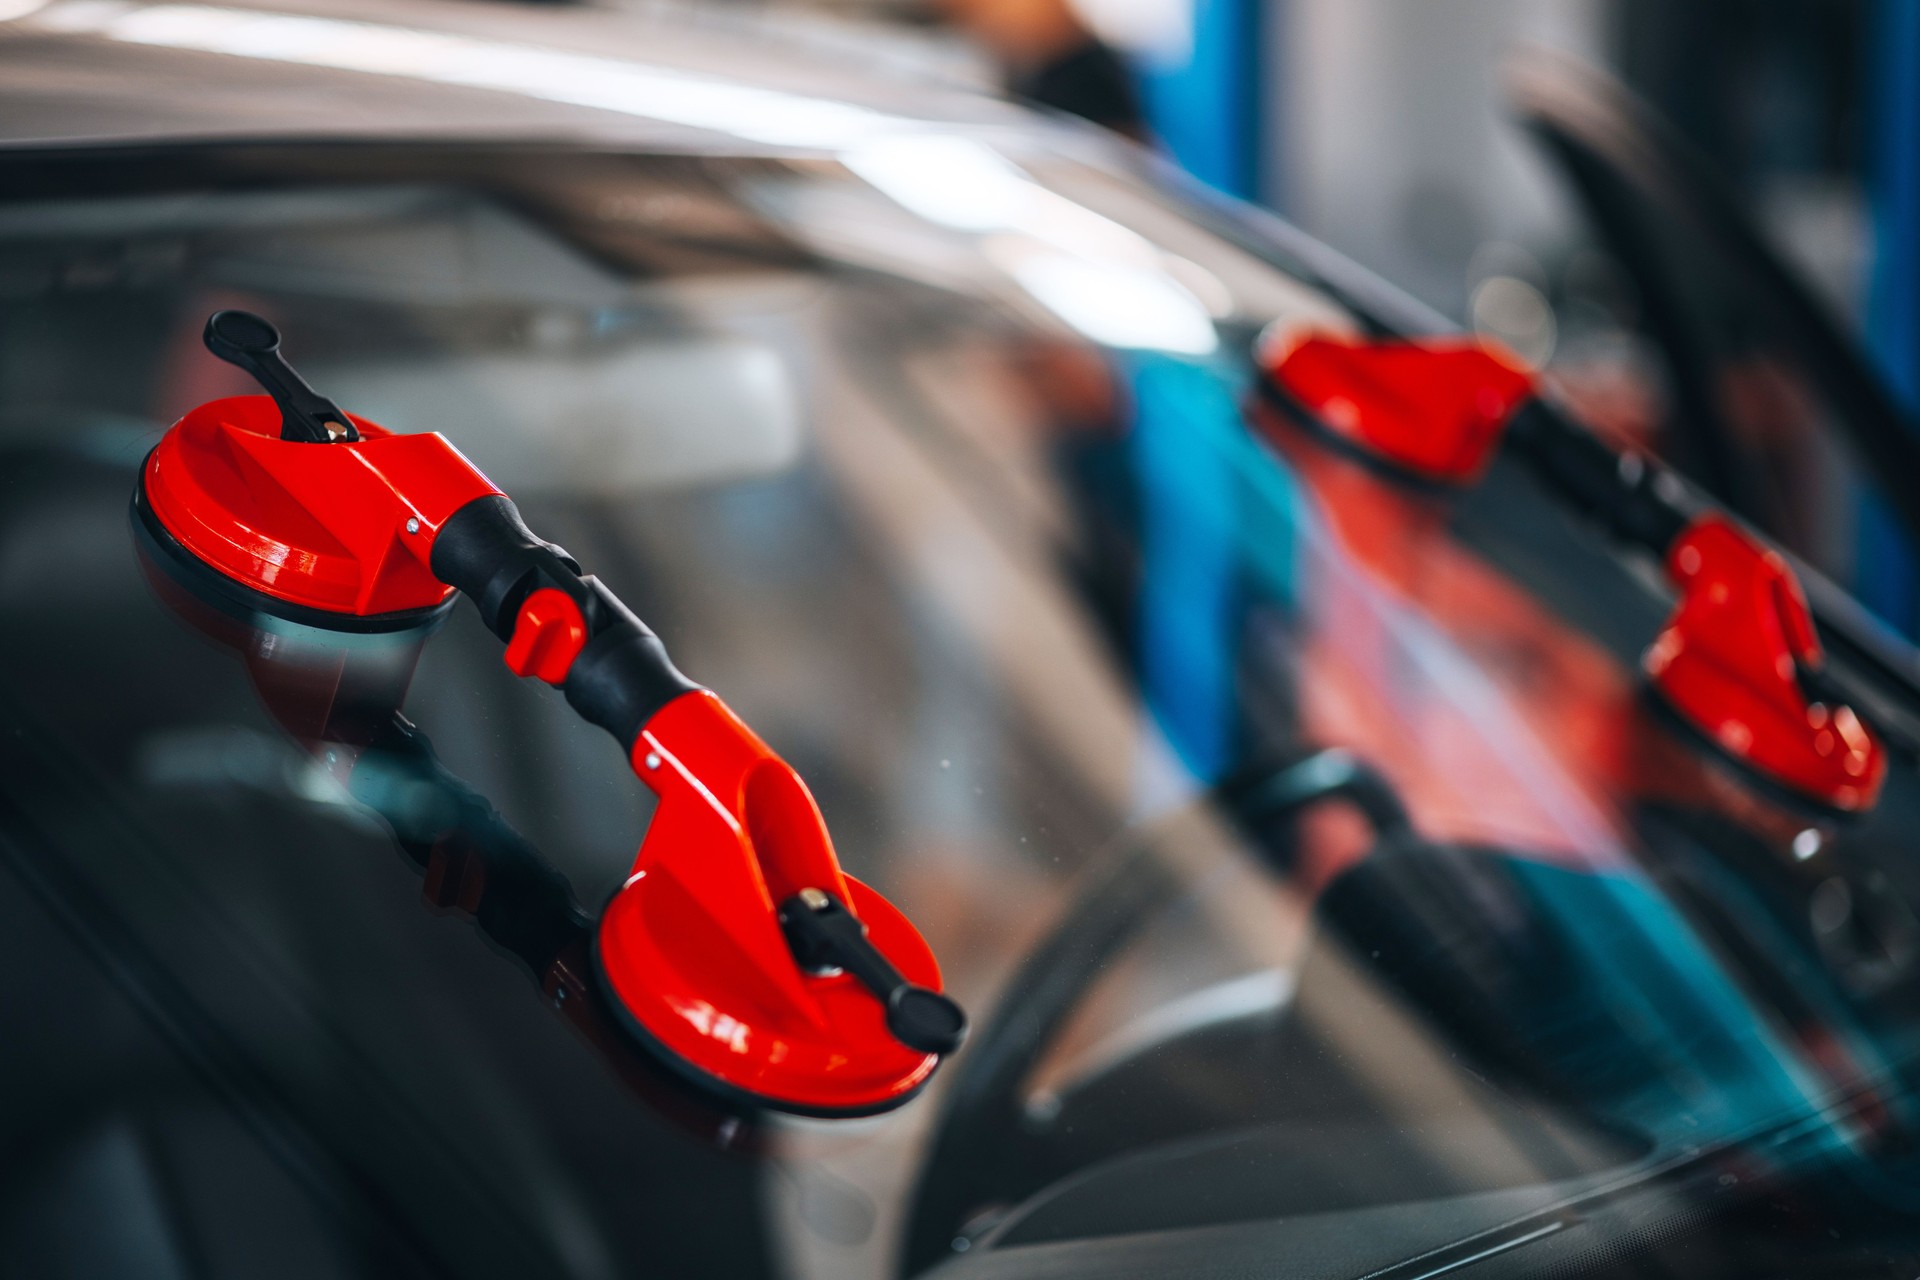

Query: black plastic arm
[1504,400,1694,557]
[202,310,361,445]
[778,889,967,1055]
[429,495,582,637]
[432,494,701,751]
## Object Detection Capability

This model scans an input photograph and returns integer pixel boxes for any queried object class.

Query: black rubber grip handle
[432,495,700,750]
[1505,401,1693,556]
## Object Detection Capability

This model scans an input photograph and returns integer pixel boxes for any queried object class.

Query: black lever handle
[203,310,359,444]
[778,889,967,1055]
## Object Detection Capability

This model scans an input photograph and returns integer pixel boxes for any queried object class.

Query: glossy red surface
[504,588,588,685]
[1261,334,1537,485]
[596,689,943,1114]
[142,395,500,617]
[1646,516,1885,813]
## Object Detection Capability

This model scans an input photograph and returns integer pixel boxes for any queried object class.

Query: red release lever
[503,587,589,685]
[1645,516,1885,813]
[1258,333,1537,485]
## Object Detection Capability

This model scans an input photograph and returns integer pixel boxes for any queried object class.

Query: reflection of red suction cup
[134,518,435,746]
[133,311,964,1115]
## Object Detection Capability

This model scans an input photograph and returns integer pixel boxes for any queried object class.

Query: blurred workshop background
[713,0,1919,634]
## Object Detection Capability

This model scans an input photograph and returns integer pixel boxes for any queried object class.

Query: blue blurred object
[1136,0,1262,198]
[1133,358,1241,781]
[1131,354,1308,784]
[1858,0,1920,633]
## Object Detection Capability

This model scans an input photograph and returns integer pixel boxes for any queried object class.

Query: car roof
[0,0,1049,152]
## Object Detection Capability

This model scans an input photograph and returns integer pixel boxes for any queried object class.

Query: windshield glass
[3,142,1920,1280]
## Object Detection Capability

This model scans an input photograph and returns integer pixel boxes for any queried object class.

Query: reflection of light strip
[1032,970,1293,1103]
[1005,248,1217,354]
[844,135,1157,265]
[848,135,1219,354]
[34,1,1222,354]
[34,1,902,147]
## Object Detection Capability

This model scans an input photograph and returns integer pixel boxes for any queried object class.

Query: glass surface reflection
[0,140,1918,1280]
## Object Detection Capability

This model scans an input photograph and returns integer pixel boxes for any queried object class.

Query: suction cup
[138,394,463,630]
[132,473,455,635]
[593,875,950,1117]
[585,691,963,1118]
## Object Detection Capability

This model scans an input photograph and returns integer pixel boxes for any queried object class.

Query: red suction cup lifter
[1251,327,1895,815]
[1645,516,1885,813]
[139,311,964,1115]
[596,691,955,1114]
[1257,333,1537,486]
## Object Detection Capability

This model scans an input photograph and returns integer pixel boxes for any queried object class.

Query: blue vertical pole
[1133,357,1240,782]
[1858,0,1920,632]
[1137,0,1262,198]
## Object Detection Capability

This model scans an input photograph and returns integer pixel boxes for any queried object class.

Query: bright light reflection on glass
[1001,246,1219,355]
[846,135,1219,355]
[840,136,1031,233]
[34,2,1221,355]
[37,1,900,147]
